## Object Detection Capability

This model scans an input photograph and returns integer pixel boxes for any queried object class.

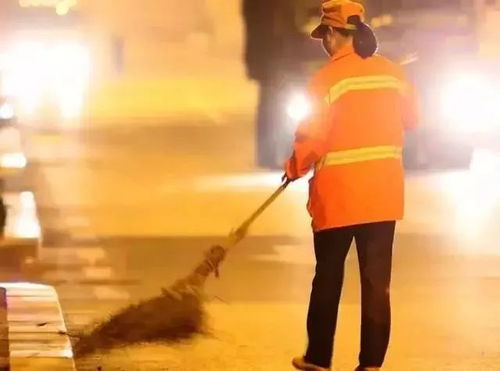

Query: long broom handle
[228,179,291,246]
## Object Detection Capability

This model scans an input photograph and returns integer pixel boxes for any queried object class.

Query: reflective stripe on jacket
[285,44,419,231]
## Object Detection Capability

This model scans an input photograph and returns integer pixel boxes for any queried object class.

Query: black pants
[305,221,395,369]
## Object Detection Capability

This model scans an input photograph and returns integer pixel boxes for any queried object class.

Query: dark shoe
[292,356,330,371]
[355,367,381,371]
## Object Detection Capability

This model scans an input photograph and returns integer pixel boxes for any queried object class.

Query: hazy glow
[440,73,500,132]
[286,92,311,123]
[20,191,35,205]
[13,192,41,238]
[443,151,500,237]
[194,172,310,192]
[60,348,74,359]
[0,103,15,120]
[13,218,41,238]
[0,282,51,289]
[1,41,89,118]
[196,172,285,191]
[19,0,77,15]
[0,152,27,169]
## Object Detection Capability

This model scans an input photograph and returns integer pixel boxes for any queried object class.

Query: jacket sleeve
[285,75,331,179]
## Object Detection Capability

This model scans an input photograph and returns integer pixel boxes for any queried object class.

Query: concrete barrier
[0,283,75,370]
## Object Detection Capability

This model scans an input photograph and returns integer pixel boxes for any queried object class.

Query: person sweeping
[284,1,419,370]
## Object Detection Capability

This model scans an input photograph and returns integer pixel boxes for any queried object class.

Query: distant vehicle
[270,0,495,170]
[371,0,489,169]
[0,0,89,121]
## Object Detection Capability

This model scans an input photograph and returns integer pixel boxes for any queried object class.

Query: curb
[0,283,75,371]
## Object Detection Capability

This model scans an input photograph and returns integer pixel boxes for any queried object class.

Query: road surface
[6,117,500,370]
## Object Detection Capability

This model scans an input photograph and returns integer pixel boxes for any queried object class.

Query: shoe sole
[292,360,329,371]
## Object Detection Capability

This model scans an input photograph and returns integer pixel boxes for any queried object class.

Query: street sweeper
[282,1,419,370]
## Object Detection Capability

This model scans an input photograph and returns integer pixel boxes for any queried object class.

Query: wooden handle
[228,180,291,246]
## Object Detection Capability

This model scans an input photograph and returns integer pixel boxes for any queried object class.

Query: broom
[74,179,290,356]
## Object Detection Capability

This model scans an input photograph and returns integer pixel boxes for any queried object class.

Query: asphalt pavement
[8,118,500,370]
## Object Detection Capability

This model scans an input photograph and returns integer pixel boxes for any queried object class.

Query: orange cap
[311,0,365,39]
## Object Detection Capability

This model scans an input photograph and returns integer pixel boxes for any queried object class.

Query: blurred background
[0,0,250,122]
[0,0,499,369]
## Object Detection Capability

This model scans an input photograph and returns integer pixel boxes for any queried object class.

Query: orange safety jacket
[285,44,419,232]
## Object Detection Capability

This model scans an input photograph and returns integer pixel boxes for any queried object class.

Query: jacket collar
[331,44,355,61]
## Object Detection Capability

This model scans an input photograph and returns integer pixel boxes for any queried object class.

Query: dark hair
[334,15,378,59]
